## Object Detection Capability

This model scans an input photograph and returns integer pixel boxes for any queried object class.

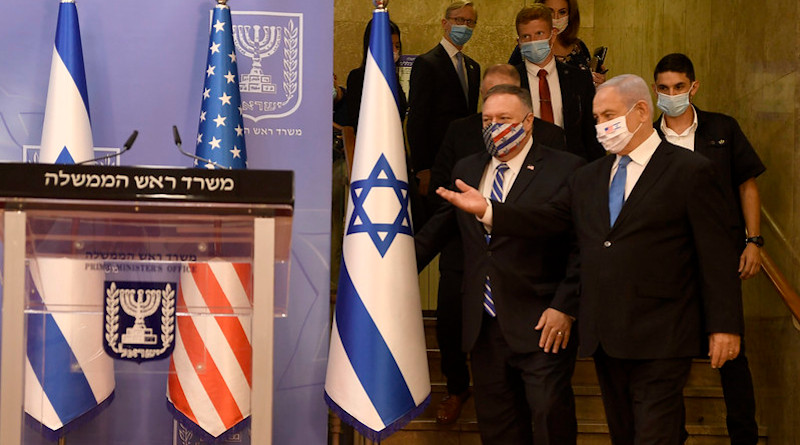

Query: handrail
[760,249,800,323]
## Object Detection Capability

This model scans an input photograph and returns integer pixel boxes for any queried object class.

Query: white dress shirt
[524,56,564,128]
[609,130,662,199]
[660,105,699,151]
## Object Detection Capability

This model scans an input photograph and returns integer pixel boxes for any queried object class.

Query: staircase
[364,313,769,445]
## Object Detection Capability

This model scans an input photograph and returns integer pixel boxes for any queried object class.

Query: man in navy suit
[437,74,744,445]
[513,5,603,162]
[407,1,481,200]
[653,53,765,445]
[416,85,584,444]
[423,63,567,425]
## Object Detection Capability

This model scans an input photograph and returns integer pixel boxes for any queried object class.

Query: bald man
[437,74,744,444]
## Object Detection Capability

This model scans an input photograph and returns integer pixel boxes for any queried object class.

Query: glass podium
[0,163,293,445]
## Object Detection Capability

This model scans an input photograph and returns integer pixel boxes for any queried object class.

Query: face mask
[656,88,692,117]
[483,120,528,158]
[520,38,551,65]
[553,16,569,34]
[449,25,473,46]
[393,51,400,63]
[595,106,643,154]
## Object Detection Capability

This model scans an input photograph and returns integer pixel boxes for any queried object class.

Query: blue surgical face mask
[449,24,473,46]
[520,38,551,65]
[656,87,693,117]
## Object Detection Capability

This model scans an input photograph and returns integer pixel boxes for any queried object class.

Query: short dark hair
[360,19,401,67]
[654,53,695,82]
[533,0,580,45]
[516,5,553,35]
[484,84,533,112]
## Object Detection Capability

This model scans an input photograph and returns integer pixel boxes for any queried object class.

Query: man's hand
[738,243,762,279]
[708,332,741,369]
[436,179,488,218]
[416,169,431,196]
[534,308,573,353]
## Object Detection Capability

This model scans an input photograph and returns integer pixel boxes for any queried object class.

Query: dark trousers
[436,269,470,395]
[593,348,692,445]
[719,345,758,445]
[471,315,578,445]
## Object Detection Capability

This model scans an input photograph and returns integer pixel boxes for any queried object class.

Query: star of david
[347,154,413,257]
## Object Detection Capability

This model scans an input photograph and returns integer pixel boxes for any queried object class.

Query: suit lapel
[596,156,615,229]
[435,44,468,109]
[505,143,543,204]
[612,143,672,229]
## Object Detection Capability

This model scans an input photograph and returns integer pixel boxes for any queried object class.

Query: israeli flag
[324,8,430,441]
[39,0,93,164]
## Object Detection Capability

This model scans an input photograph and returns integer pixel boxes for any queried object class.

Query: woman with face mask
[510,0,606,85]
[345,18,406,132]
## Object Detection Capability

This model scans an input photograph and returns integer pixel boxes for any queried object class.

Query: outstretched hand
[436,179,488,217]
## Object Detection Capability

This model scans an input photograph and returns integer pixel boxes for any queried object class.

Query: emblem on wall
[104,281,176,362]
[231,11,303,121]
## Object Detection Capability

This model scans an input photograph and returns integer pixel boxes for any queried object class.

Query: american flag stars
[195,4,247,170]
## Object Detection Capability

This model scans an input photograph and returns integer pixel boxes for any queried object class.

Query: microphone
[172,125,231,170]
[75,130,138,165]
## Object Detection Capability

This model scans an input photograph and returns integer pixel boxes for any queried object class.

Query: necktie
[484,163,509,317]
[537,69,554,123]
[609,155,632,226]
[456,52,468,100]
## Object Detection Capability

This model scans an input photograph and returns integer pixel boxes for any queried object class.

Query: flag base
[324,392,431,443]
[24,391,115,442]
[166,400,250,444]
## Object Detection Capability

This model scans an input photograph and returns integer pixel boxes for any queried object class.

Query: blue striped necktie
[609,155,632,226]
[484,163,509,317]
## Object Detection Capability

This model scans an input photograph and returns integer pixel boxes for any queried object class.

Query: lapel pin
[526,165,535,171]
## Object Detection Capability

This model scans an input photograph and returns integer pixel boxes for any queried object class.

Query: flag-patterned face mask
[483,120,527,158]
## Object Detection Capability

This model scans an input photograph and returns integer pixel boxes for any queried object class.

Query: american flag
[194,2,247,170]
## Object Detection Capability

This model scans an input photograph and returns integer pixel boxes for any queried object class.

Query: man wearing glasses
[406,0,480,425]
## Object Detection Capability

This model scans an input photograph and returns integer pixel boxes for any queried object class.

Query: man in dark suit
[424,63,568,425]
[513,5,603,162]
[407,1,480,201]
[653,53,765,445]
[437,74,744,444]
[416,85,585,444]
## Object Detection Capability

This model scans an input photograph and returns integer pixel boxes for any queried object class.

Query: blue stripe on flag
[26,268,98,427]
[368,11,400,110]
[335,261,416,426]
[54,1,90,118]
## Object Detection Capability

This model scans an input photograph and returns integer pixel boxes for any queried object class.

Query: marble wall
[334,1,800,441]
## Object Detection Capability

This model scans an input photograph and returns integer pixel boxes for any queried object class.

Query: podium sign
[0,163,293,445]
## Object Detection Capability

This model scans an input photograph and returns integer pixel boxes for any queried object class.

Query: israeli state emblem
[104,281,176,362]
[230,11,303,121]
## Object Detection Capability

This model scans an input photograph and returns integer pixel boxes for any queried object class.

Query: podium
[0,163,293,445]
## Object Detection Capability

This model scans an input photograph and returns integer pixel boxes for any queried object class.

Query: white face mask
[553,16,569,34]
[595,106,642,154]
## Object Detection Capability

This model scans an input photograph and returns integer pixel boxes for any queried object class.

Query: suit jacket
[493,140,744,360]
[655,108,766,245]
[407,43,480,173]
[415,142,585,353]
[517,61,604,162]
[425,112,568,272]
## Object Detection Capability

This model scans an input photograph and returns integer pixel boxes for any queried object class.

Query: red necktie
[537,69,554,123]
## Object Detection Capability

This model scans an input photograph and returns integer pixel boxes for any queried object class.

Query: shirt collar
[660,105,698,138]
[525,54,556,75]
[623,130,661,167]
[440,37,460,58]
[490,135,533,176]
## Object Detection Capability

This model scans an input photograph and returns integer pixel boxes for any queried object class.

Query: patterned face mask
[483,120,527,158]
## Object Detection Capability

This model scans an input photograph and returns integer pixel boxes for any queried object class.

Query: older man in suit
[513,5,603,162]
[407,1,480,201]
[437,74,744,445]
[416,85,585,444]
[423,63,568,425]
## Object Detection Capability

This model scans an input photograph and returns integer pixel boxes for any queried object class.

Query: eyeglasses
[448,17,477,27]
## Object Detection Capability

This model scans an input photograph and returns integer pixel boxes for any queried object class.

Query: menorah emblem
[233,24,282,94]
[120,288,161,345]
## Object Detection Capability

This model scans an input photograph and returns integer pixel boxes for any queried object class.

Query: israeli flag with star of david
[195,3,247,169]
[324,8,430,441]
[39,0,94,164]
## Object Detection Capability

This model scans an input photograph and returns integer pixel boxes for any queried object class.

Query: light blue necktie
[609,155,632,226]
[484,163,509,317]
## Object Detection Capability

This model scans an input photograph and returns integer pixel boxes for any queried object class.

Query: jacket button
[603,241,612,248]
[487,251,492,257]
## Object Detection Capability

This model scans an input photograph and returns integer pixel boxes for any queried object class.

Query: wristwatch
[745,235,764,247]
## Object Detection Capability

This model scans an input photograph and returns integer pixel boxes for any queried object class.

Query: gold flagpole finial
[217,0,228,5]
[372,0,388,10]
